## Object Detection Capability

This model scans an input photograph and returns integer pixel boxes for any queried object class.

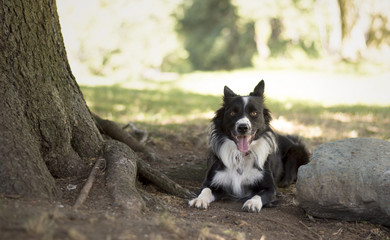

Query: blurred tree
[235,0,320,60]
[175,0,256,70]
[58,0,182,79]
[337,0,367,61]
[362,1,390,48]
[317,0,390,62]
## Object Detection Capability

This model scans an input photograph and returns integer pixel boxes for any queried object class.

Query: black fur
[190,80,310,212]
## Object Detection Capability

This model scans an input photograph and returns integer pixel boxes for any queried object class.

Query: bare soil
[1,124,389,240]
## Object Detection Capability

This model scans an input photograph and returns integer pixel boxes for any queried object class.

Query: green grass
[81,85,221,126]
[80,84,390,147]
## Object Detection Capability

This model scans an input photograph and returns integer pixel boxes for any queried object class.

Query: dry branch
[93,113,156,162]
[73,157,105,210]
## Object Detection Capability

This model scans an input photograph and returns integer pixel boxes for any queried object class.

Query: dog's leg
[188,188,215,209]
[242,165,277,213]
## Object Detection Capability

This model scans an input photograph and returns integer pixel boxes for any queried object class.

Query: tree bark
[0,0,103,200]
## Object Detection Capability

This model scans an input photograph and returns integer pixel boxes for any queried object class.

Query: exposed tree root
[123,121,148,143]
[137,157,195,199]
[93,113,195,199]
[93,113,156,162]
[104,140,145,212]
[73,157,105,210]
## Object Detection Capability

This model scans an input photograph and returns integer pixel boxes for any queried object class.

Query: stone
[296,138,390,226]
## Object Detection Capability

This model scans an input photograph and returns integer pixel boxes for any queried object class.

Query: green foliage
[175,0,256,70]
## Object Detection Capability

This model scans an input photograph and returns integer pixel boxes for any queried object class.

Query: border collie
[189,80,309,212]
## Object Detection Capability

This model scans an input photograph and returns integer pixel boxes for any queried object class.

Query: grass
[80,79,390,149]
[81,85,221,126]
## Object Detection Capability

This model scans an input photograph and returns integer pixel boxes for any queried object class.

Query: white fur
[189,188,215,209]
[235,117,251,130]
[210,133,276,197]
[217,138,241,170]
[242,96,249,107]
[211,155,264,197]
[250,132,277,170]
[242,195,263,212]
[208,123,221,155]
[217,133,276,171]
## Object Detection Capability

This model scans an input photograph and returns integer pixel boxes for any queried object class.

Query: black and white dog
[189,80,309,212]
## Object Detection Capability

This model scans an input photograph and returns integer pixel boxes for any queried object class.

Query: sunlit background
[57,0,390,144]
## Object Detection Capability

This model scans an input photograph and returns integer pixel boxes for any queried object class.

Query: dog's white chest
[211,156,264,197]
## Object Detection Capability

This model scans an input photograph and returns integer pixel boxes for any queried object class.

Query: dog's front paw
[188,188,214,210]
[242,195,263,213]
[188,198,209,209]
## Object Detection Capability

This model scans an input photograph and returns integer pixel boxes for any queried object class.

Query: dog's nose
[237,124,249,134]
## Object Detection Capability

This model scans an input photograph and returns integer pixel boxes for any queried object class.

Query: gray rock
[296,138,390,226]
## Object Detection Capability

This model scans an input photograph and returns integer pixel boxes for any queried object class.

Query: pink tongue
[238,136,250,153]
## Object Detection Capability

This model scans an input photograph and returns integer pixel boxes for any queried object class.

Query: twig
[263,217,318,240]
[299,221,323,240]
[72,158,105,210]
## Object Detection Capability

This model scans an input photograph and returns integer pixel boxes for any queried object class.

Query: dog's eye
[230,111,236,116]
[250,111,258,117]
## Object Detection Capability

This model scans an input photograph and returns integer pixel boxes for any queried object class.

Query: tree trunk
[0,0,103,200]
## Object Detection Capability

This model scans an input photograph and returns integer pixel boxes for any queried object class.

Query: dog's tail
[278,135,310,188]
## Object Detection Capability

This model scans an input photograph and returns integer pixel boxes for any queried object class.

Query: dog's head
[213,80,272,154]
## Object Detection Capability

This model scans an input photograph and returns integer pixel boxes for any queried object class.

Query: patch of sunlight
[358,113,375,122]
[322,112,375,123]
[344,130,359,138]
[325,112,352,123]
[271,116,323,138]
[113,104,126,111]
[175,69,390,106]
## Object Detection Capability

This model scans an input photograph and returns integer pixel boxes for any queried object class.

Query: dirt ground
[1,124,389,240]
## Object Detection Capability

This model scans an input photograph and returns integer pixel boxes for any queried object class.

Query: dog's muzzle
[232,120,255,153]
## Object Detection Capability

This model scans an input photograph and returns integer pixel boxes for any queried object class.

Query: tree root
[137,157,195,199]
[104,140,145,212]
[93,113,157,162]
[93,113,195,199]
[123,121,148,143]
[73,157,105,210]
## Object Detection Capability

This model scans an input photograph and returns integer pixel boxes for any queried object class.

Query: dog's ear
[224,86,237,99]
[250,80,265,97]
